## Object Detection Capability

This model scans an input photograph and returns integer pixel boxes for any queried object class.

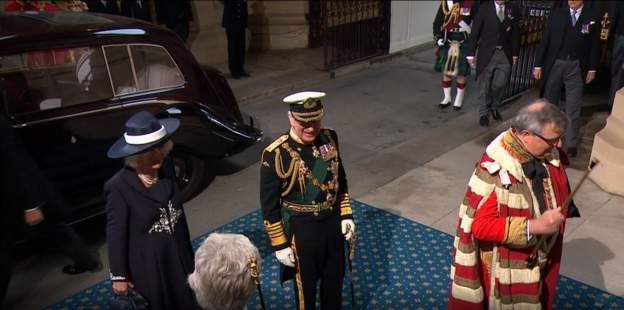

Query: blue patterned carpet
[47,201,623,309]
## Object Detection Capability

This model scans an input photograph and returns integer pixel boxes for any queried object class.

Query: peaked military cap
[283,91,325,122]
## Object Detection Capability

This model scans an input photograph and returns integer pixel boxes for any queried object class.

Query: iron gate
[504,1,555,100]
[320,0,391,70]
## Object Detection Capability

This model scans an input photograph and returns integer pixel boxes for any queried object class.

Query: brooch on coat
[148,200,182,235]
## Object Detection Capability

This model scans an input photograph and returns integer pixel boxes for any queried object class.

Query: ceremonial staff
[249,257,266,310]
[527,159,600,266]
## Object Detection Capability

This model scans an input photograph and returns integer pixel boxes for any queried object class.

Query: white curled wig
[188,233,261,310]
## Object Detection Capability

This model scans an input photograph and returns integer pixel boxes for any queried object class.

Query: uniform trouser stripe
[291,235,305,310]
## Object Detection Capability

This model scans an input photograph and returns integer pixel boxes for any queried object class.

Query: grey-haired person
[188,233,261,310]
[105,110,199,309]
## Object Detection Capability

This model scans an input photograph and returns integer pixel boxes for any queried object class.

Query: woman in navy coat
[105,111,199,309]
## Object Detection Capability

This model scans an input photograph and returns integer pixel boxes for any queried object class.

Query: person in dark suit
[608,1,624,108]
[533,0,601,157]
[467,0,519,127]
[1,113,100,307]
[85,0,119,15]
[105,111,199,310]
[120,0,151,22]
[222,0,250,79]
[154,0,192,42]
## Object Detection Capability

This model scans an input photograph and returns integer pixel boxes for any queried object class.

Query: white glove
[275,247,295,267]
[436,38,445,47]
[341,219,356,241]
[459,20,471,33]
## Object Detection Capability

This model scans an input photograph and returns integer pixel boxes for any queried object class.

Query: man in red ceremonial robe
[448,100,575,309]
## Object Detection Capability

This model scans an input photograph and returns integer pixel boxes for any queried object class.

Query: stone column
[247,1,308,51]
[187,1,229,66]
[589,87,624,196]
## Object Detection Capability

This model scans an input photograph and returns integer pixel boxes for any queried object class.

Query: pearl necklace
[138,173,158,187]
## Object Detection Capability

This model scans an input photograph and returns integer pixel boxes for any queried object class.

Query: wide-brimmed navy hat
[107,110,179,159]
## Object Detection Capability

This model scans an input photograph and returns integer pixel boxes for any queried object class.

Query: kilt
[434,40,471,77]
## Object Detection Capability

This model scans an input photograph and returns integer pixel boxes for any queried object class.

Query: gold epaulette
[264,134,289,153]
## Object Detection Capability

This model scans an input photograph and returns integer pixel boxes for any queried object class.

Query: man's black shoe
[62,262,102,275]
[567,147,578,158]
[479,115,489,127]
[231,74,241,79]
[240,71,251,77]
[491,109,502,121]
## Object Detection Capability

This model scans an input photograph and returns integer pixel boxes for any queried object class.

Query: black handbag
[108,288,149,310]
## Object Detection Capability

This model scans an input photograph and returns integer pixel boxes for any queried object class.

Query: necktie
[571,10,577,26]
[498,6,504,22]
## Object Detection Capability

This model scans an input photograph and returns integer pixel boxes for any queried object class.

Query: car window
[130,45,185,91]
[0,47,113,115]
[102,44,184,96]
[103,45,137,96]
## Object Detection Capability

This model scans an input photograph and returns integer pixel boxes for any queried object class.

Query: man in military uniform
[433,0,478,110]
[260,91,355,309]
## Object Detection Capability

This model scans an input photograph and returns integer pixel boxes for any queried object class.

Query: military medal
[312,146,320,158]
[319,143,336,161]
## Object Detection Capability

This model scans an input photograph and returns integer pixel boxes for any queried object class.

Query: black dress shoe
[453,105,462,111]
[567,147,578,158]
[479,115,489,127]
[62,262,102,275]
[439,102,451,109]
[491,109,502,121]
[240,71,251,77]
[231,74,241,79]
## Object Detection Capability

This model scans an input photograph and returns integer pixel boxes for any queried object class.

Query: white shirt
[494,2,505,17]
[570,5,583,24]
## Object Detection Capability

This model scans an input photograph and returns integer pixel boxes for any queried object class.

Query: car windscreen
[0,46,113,115]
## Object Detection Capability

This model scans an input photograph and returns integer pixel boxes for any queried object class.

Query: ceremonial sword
[346,226,357,308]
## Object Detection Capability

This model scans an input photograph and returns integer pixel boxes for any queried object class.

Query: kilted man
[260,91,356,309]
[533,0,601,157]
[433,0,478,110]
[467,0,519,126]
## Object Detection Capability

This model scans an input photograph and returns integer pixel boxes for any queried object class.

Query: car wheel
[171,151,207,202]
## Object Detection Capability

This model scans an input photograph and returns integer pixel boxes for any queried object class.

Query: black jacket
[85,0,119,14]
[105,159,197,309]
[468,1,520,77]
[534,5,601,80]
[120,0,151,22]
[154,0,192,25]
[222,0,247,29]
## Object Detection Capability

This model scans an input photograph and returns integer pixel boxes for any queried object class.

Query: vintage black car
[0,12,262,223]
